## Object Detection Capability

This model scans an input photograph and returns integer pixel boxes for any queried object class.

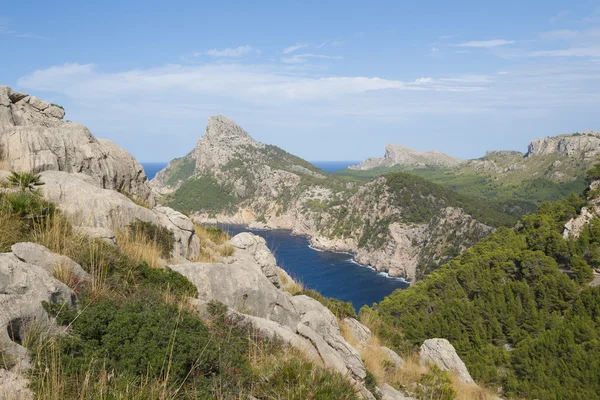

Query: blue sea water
[222,225,409,312]
[142,161,358,179]
[311,161,359,173]
[142,162,168,180]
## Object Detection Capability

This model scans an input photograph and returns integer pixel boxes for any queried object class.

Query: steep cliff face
[0,86,154,204]
[526,131,600,158]
[349,143,464,170]
[152,116,498,281]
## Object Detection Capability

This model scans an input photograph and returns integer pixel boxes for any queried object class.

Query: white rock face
[0,86,154,204]
[379,384,415,400]
[0,368,33,400]
[420,338,474,384]
[350,143,463,170]
[229,232,282,288]
[342,317,372,350]
[526,131,600,158]
[39,170,200,261]
[0,251,75,371]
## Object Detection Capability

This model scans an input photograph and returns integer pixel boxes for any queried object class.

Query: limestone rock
[0,369,33,400]
[563,207,596,238]
[379,384,415,400]
[420,338,474,384]
[0,170,9,184]
[74,226,118,246]
[0,86,153,204]
[343,318,372,349]
[229,232,282,288]
[0,252,75,371]
[380,346,405,369]
[349,143,463,170]
[39,170,199,261]
[11,242,90,284]
[526,131,600,158]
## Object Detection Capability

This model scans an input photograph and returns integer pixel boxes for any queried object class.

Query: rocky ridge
[152,116,494,281]
[349,143,464,170]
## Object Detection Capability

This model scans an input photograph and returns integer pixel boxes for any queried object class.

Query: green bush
[129,219,174,258]
[416,365,456,400]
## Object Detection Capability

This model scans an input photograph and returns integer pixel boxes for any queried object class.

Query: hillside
[349,143,464,170]
[338,131,600,217]
[369,167,600,399]
[151,116,512,281]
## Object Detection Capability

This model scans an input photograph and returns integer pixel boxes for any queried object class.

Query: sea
[140,161,407,311]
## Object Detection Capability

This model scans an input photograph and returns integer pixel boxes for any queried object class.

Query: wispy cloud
[528,46,600,57]
[453,39,516,48]
[539,29,578,40]
[438,34,458,40]
[316,40,345,48]
[280,53,343,64]
[205,45,258,57]
[283,43,308,54]
[0,18,46,39]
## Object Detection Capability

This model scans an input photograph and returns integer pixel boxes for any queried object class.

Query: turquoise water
[222,225,409,312]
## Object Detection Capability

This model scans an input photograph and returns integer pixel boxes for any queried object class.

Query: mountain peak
[205,115,250,139]
[350,143,463,170]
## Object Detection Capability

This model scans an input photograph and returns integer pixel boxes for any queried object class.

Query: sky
[1,1,600,162]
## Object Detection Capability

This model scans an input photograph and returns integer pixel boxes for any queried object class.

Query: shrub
[128,219,174,258]
[6,171,44,192]
[416,365,456,400]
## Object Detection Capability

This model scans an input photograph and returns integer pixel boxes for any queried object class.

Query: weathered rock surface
[0,251,75,371]
[0,86,154,204]
[342,317,372,349]
[420,338,474,384]
[229,232,282,288]
[349,143,464,170]
[39,170,200,261]
[170,233,371,389]
[0,368,33,400]
[379,383,415,400]
[526,131,600,158]
[11,242,90,284]
[73,226,118,246]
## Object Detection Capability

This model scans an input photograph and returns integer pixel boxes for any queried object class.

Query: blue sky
[2,1,600,162]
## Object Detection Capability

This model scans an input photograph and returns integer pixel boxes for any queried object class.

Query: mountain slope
[374,171,600,399]
[339,131,600,217]
[152,116,512,281]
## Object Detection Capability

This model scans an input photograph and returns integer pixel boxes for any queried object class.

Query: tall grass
[193,224,234,263]
[115,227,164,269]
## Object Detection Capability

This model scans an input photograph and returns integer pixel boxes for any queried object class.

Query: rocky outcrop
[229,233,282,288]
[0,250,75,371]
[349,143,463,170]
[342,317,372,350]
[39,170,200,261]
[0,369,33,400]
[420,338,474,384]
[379,384,415,400]
[11,242,90,284]
[0,86,154,204]
[526,131,600,158]
[169,232,392,396]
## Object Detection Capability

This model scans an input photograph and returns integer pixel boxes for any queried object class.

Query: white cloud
[528,46,600,57]
[453,39,516,48]
[280,53,343,64]
[205,45,258,57]
[283,43,308,54]
[540,29,578,41]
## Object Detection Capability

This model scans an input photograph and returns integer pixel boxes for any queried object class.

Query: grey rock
[350,143,463,170]
[39,170,199,261]
[343,317,372,349]
[526,131,600,158]
[0,252,74,371]
[74,226,118,246]
[11,242,90,284]
[0,86,153,205]
[380,346,405,369]
[379,384,415,400]
[420,338,474,384]
[0,369,33,400]
[230,233,282,288]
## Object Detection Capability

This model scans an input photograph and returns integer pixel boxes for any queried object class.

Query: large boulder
[229,232,282,288]
[11,242,90,284]
[0,252,75,371]
[379,384,415,400]
[0,86,153,204]
[38,170,200,261]
[170,232,368,385]
[420,338,474,384]
[342,317,372,350]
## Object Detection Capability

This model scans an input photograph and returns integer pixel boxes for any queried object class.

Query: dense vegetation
[371,176,600,399]
[166,175,237,213]
[337,152,591,219]
[160,154,196,187]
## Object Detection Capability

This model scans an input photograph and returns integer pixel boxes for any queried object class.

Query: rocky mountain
[340,131,600,218]
[349,143,464,170]
[152,116,509,281]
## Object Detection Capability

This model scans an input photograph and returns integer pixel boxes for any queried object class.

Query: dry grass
[114,228,165,269]
[52,261,76,288]
[193,224,234,263]
[278,270,304,295]
[0,213,24,252]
